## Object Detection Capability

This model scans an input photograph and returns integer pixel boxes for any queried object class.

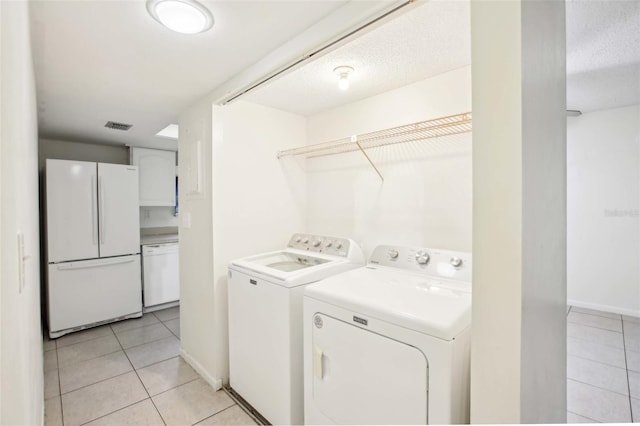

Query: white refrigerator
[45,159,142,338]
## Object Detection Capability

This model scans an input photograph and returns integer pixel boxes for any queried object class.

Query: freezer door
[98,163,141,257]
[311,314,428,424]
[47,255,142,333]
[46,159,99,263]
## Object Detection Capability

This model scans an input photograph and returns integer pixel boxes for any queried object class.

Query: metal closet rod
[277,111,473,160]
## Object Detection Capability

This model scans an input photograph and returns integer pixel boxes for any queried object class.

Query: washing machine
[228,233,364,425]
[303,245,472,425]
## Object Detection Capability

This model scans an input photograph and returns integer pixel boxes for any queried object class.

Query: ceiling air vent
[104,121,133,131]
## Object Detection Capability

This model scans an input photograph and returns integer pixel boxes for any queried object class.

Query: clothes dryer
[304,245,472,425]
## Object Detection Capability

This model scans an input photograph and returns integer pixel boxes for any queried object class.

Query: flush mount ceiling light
[334,66,354,91]
[147,0,214,34]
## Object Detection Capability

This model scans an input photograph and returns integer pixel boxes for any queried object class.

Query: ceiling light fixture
[147,0,214,34]
[334,66,354,91]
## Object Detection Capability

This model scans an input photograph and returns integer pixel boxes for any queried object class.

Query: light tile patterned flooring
[44,307,256,426]
[567,306,640,423]
[44,305,640,424]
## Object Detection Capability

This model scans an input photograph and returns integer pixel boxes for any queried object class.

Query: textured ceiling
[31,0,639,149]
[248,0,640,116]
[30,0,350,149]
[566,0,640,112]
[246,0,471,116]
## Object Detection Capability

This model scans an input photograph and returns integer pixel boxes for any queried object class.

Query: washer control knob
[335,242,343,249]
[313,240,321,247]
[325,241,333,248]
[303,238,309,244]
[450,256,463,268]
[295,236,302,243]
[415,250,430,265]
[388,249,399,259]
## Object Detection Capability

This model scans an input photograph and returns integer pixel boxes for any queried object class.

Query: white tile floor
[567,306,640,423]
[45,305,639,424]
[44,307,256,426]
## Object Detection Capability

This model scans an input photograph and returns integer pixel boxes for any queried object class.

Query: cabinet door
[98,163,141,257]
[46,159,99,262]
[131,148,176,206]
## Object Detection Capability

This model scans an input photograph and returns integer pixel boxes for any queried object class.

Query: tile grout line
[567,352,629,371]
[77,398,153,426]
[150,376,200,398]
[113,323,176,351]
[567,335,626,351]
[57,347,123,371]
[622,320,634,422]
[567,319,624,334]
[567,377,631,398]
[115,322,168,426]
[570,308,623,321]
[189,399,237,426]
[566,410,599,423]
[55,327,117,351]
[61,368,136,397]
[49,310,177,426]
[55,337,65,426]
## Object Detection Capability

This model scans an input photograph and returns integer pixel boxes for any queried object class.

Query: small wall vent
[105,121,133,131]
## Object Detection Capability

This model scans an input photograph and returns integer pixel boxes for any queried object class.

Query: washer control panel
[288,233,350,257]
[369,245,472,282]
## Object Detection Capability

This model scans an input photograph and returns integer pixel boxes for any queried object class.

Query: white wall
[305,66,472,256]
[211,101,306,382]
[470,0,566,423]
[0,1,44,424]
[178,96,216,386]
[567,105,640,316]
[178,99,305,386]
[38,138,129,171]
[139,207,178,229]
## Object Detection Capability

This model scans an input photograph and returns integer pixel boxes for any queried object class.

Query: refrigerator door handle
[56,257,136,271]
[98,176,105,245]
[91,175,98,245]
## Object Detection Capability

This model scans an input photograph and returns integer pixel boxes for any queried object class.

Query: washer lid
[229,249,363,288]
[305,266,471,340]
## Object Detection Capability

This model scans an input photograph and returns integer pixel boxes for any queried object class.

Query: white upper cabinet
[131,148,176,206]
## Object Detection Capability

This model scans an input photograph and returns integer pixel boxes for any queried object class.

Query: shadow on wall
[215,275,230,384]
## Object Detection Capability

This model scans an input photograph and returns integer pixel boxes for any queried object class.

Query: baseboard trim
[568,299,640,318]
[180,348,223,391]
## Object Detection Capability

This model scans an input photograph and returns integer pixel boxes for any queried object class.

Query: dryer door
[312,313,428,424]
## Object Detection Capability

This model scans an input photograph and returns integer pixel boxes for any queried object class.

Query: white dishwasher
[142,242,179,309]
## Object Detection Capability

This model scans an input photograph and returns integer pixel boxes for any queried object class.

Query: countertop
[140,227,179,245]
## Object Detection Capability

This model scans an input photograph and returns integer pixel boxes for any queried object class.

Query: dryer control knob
[313,240,321,247]
[388,249,399,259]
[295,237,302,243]
[325,241,333,248]
[303,238,309,244]
[450,257,463,268]
[335,242,343,249]
[415,250,430,265]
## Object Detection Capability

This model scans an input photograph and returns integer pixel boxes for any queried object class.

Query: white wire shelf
[277,112,472,160]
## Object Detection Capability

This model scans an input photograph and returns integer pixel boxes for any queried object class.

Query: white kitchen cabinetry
[131,147,176,206]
